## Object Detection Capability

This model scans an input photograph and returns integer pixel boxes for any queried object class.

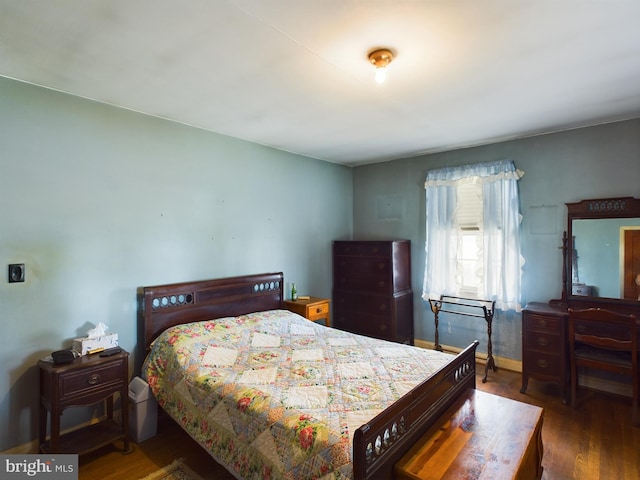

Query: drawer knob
[315,307,323,314]
[536,337,549,347]
[88,373,101,385]
[536,359,549,369]
[538,319,548,328]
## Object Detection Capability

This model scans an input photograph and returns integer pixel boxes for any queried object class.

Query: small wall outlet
[8,264,25,283]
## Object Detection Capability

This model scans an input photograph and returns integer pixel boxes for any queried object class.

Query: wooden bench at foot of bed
[395,390,544,480]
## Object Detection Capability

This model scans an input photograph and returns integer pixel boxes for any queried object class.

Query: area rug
[138,458,205,480]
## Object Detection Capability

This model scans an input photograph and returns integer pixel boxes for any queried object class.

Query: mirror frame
[565,196,640,306]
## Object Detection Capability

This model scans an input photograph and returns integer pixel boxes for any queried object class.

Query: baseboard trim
[2,439,38,454]
[414,339,523,373]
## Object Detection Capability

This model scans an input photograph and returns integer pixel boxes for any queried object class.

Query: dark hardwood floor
[477,368,640,479]
[79,367,640,479]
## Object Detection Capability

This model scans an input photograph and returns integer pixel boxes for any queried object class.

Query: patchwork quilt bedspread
[143,309,453,480]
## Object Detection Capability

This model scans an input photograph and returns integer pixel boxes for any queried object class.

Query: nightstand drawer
[307,302,329,320]
[60,362,123,398]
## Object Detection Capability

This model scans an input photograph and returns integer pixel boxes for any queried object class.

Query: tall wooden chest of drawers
[521,302,568,403]
[333,240,414,344]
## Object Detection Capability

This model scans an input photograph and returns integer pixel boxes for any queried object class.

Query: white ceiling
[1,1,639,166]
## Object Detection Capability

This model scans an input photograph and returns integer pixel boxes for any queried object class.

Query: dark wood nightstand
[283,297,331,327]
[38,350,131,455]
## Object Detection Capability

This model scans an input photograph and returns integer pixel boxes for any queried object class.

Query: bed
[139,272,479,480]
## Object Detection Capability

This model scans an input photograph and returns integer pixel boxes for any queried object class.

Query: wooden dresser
[332,240,414,344]
[521,302,568,403]
[519,197,640,404]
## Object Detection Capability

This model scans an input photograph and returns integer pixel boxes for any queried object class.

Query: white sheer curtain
[422,160,524,312]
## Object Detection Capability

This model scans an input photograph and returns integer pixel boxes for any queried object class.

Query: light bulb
[368,48,393,84]
[375,66,387,84]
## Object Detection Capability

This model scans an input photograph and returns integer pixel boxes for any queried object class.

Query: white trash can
[128,376,157,443]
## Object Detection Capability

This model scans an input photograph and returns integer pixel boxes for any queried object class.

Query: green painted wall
[0,77,353,451]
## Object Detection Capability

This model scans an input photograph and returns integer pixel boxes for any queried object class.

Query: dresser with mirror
[521,196,640,402]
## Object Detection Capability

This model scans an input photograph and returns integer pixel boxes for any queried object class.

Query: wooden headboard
[139,272,284,350]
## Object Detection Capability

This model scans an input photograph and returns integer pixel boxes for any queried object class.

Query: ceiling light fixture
[368,48,394,84]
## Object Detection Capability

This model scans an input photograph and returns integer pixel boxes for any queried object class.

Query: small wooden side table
[284,296,331,327]
[38,350,131,455]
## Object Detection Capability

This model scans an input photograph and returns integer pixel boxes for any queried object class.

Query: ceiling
[1,1,639,166]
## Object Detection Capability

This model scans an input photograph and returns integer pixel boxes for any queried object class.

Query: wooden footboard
[353,340,479,480]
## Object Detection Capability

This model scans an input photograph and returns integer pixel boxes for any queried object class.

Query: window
[422,160,524,312]
[457,181,482,297]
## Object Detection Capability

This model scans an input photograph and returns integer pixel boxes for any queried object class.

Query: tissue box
[73,333,119,355]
